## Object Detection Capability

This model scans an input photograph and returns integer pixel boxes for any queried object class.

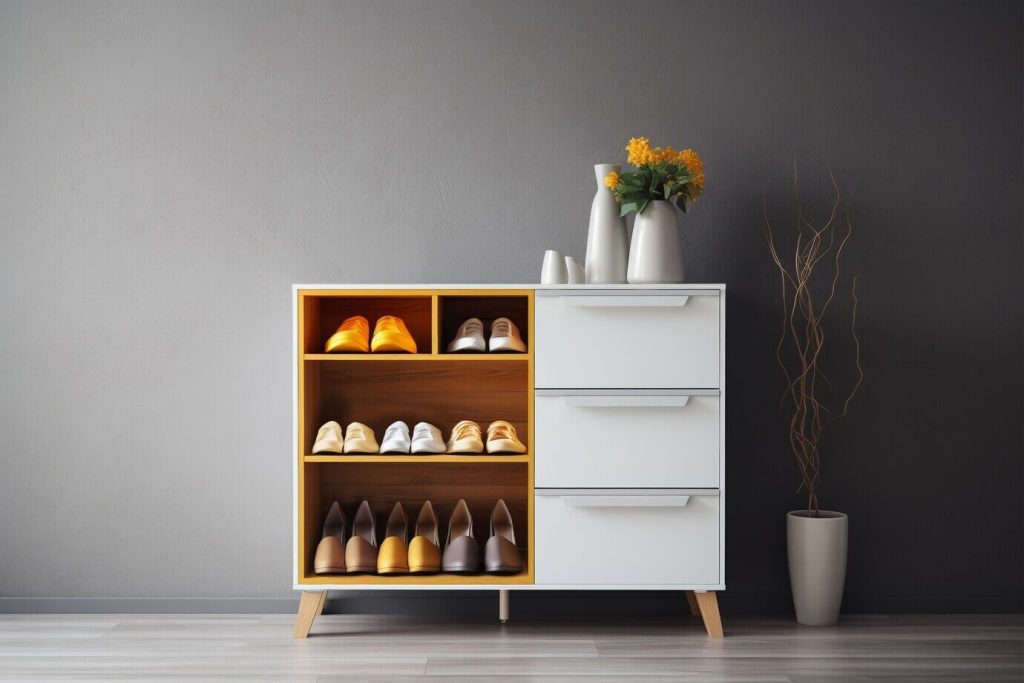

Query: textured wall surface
[0,0,1020,614]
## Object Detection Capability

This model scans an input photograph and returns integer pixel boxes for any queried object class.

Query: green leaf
[637,198,651,215]
[619,201,639,216]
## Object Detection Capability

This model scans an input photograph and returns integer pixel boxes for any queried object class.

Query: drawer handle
[561,495,690,508]
[561,295,690,308]
[563,395,690,408]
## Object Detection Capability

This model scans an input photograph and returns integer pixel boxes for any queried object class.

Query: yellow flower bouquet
[604,137,704,216]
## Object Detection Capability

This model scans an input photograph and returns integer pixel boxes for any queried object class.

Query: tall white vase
[626,199,685,283]
[585,164,628,284]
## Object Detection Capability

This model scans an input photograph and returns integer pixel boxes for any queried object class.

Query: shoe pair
[312,421,380,454]
[380,421,446,454]
[443,499,523,574]
[325,315,416,354]
[313,499,522,575]
[448,420,526,454]
[448,317,526,353]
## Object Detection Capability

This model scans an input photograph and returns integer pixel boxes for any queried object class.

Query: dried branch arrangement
[763,167,864,515]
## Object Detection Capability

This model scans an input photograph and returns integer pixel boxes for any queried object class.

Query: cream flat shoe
[344,422,379,454]
[447,420,484,454]
[486,420,526,454]
[312,421,344,454]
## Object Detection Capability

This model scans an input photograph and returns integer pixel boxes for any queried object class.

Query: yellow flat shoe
[325,315,370,353]
[378,502,409,574]
[370,315,417,353]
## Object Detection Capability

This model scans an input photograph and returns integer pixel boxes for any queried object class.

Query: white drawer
[535,489,720,586]
[535,390,719,488]
[535,290,720,389]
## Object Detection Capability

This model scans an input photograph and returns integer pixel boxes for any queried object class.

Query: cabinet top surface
[293,283,726,291]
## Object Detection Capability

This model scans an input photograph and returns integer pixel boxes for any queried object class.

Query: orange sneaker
[325,315,370,353]
[371,315,417,353]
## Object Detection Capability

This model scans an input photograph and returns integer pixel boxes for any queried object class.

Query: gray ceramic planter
[787,510,848,626]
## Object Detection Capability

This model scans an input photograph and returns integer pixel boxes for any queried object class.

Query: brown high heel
[313,501,347,574]
[442,499,480,573]
[377,502,409,574]
[408,501,441,573]
[484,499,523,574]
[345,500,378,573]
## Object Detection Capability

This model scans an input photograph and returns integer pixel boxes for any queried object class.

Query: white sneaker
[410,422,445,454]
[380,421,411,454]
[312,421,344,454]
[489,318,526,353]
[447,420,484,454]
[447,318,486,353]
[344,422,379,454]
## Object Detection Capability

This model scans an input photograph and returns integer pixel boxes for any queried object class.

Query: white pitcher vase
[585,164,628,284]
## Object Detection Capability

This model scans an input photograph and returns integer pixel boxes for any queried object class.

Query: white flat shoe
[489,318,526,353]
[344,422,379,454]
[486,420,527,454]
[447,318,486,353]
[447,420,484,454]
[312,421,344,454]
[411,422,446,454]
[380,421,411,454]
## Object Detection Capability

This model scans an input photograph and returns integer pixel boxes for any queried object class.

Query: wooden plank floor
[0,613,1020,681]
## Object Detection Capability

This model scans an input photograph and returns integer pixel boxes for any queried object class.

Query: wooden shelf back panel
[438,295,530,355]
[304,295,433,354]
[308,359,528,453]
[316,461,528,554]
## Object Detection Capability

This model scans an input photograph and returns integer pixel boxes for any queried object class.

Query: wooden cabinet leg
[684,591,700,616]
[294,591,327,639]
[694,591,724,639]
[499,589,510,624]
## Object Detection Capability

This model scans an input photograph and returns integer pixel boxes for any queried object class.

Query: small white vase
[540,249,567,284]
[787,510,848,626]
[585,164,628,284]
[564,256,585,284]
[626,200,685,284]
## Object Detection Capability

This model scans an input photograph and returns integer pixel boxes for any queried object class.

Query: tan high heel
[408,501,441,573]
[484,499,523,574]
[442,499,480,573]
[345,500,378,573]
[378,502,409,574]
[313,501,347,574]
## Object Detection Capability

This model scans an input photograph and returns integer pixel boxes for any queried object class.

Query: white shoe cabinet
[292,284,726,638]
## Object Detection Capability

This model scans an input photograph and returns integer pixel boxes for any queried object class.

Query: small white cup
[541,249,568,284]
[564,256,585,284]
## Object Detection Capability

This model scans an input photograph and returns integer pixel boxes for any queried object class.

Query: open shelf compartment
[299,461,531,584]
[300,291,434,355]
[437,292,531,356]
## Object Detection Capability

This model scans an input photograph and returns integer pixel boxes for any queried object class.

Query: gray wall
[1,0,1021,614]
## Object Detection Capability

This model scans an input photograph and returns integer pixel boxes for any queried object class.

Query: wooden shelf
[305,454,530,464]
[296,288,535,592]
[304,353,528,362]
[299,571,532,586]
